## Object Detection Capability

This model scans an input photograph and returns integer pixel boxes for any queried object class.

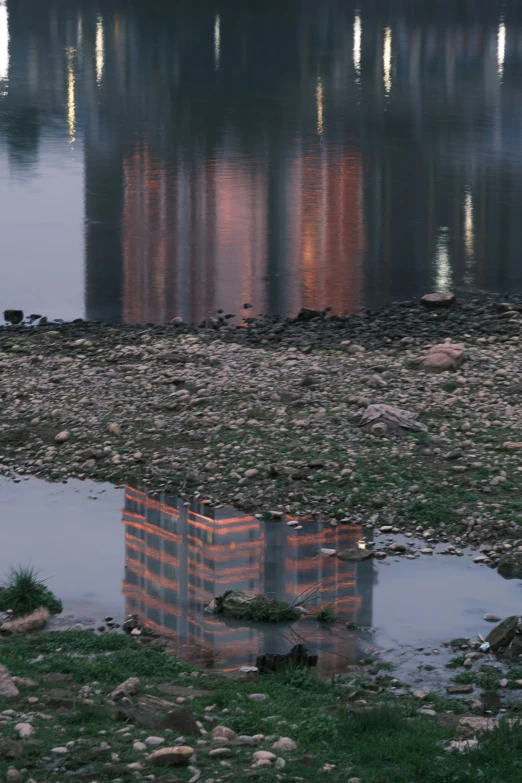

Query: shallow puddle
[2,477,522,682]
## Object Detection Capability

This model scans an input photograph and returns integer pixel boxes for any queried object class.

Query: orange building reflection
[122,487,374,673]
[121,139,364,325]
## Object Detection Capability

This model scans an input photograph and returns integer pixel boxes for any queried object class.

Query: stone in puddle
[497,553,522,580]
[484,614,501,622]
[485,616,519,651]
[337,548,373,562]
[446,684,474,695]
[149,746,194,766]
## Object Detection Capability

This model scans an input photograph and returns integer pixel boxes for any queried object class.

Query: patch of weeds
[346,620,361,630]
[212,591,301,623]
[440,380,459,393]
[0,566,62,616]
[453,671,476,685]
[372,660,395,672]
[477,671,503,690]
[446,655,467,669]
[317,605,337,623]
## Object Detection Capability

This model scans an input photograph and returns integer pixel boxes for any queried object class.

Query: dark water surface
[2,1,522,323]
[2,476,522,683]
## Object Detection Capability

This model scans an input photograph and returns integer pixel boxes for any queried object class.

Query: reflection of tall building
[5,0,522,321]
[122,486,373,673]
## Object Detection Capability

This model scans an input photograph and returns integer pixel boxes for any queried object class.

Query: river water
[1,1,522,323]
[2,476,522,685]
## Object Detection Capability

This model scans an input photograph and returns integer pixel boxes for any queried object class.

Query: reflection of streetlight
[316,76,324,136]
[498,17,506,79]
[214,14,220,70]
[0,0,9,84]
[96,15,104,85]
[463,190,475,283]
[383,27,392,94]
[66,47,76,144]
[434,227,452,291]
[353,12,361,81]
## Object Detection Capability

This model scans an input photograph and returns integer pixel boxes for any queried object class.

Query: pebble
[145,736,166,746]
[484,613,501,622]
[210,726,236,741]
[209,748,233,757]
[133,741,148,751]
[51,747,68,753]
[272,737,297,751]
[253,750,276,762]
[248,693,268,702]
[15,722,34,738]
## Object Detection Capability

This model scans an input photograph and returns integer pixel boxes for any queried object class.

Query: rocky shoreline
[1,296,522,566]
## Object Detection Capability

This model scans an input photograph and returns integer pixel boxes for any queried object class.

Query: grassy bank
[1,632,522,782]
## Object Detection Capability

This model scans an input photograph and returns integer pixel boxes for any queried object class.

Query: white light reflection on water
[434,227,452,291]
[383,26,392,94]
[66,47,76,144]
[316,76,324,136]
[96,15,104,85]
[0,0,9,84]
[498,17,506,79]
[214,14,220,70]
[353,12,361,80]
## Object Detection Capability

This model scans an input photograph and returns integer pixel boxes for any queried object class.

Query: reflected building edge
[122,487,374,673]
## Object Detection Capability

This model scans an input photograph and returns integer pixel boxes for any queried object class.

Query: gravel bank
[1,297,522,560]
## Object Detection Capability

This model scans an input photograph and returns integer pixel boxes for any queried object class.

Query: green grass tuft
[317,604,337,623]
[0,566,63,616]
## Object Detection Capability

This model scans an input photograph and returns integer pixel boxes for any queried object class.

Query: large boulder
[421,293,456,308]
[360,404,427,433]
[485,616,519,651]
[337,548,373,562]
[504,633,522,660]
[497,553,522,580]
[410,343,464,373]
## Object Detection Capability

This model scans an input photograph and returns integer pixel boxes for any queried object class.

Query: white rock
[133,741,147,752]
[275,757,286,769]
[209,747,233,757]
[253,750,276,762]
[0,666,19,698]
[447,739,479,753]
[51,747,68,753]
[211,726,236,741]
[272,737,297,751]
[145,736,165,747]
[54,430,69,443]
[15,722,34,738]
[319,548,336,557]
[248,693,268,702]
[483,613,501,622]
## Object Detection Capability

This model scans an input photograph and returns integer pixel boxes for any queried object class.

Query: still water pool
[1,476,521,686]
